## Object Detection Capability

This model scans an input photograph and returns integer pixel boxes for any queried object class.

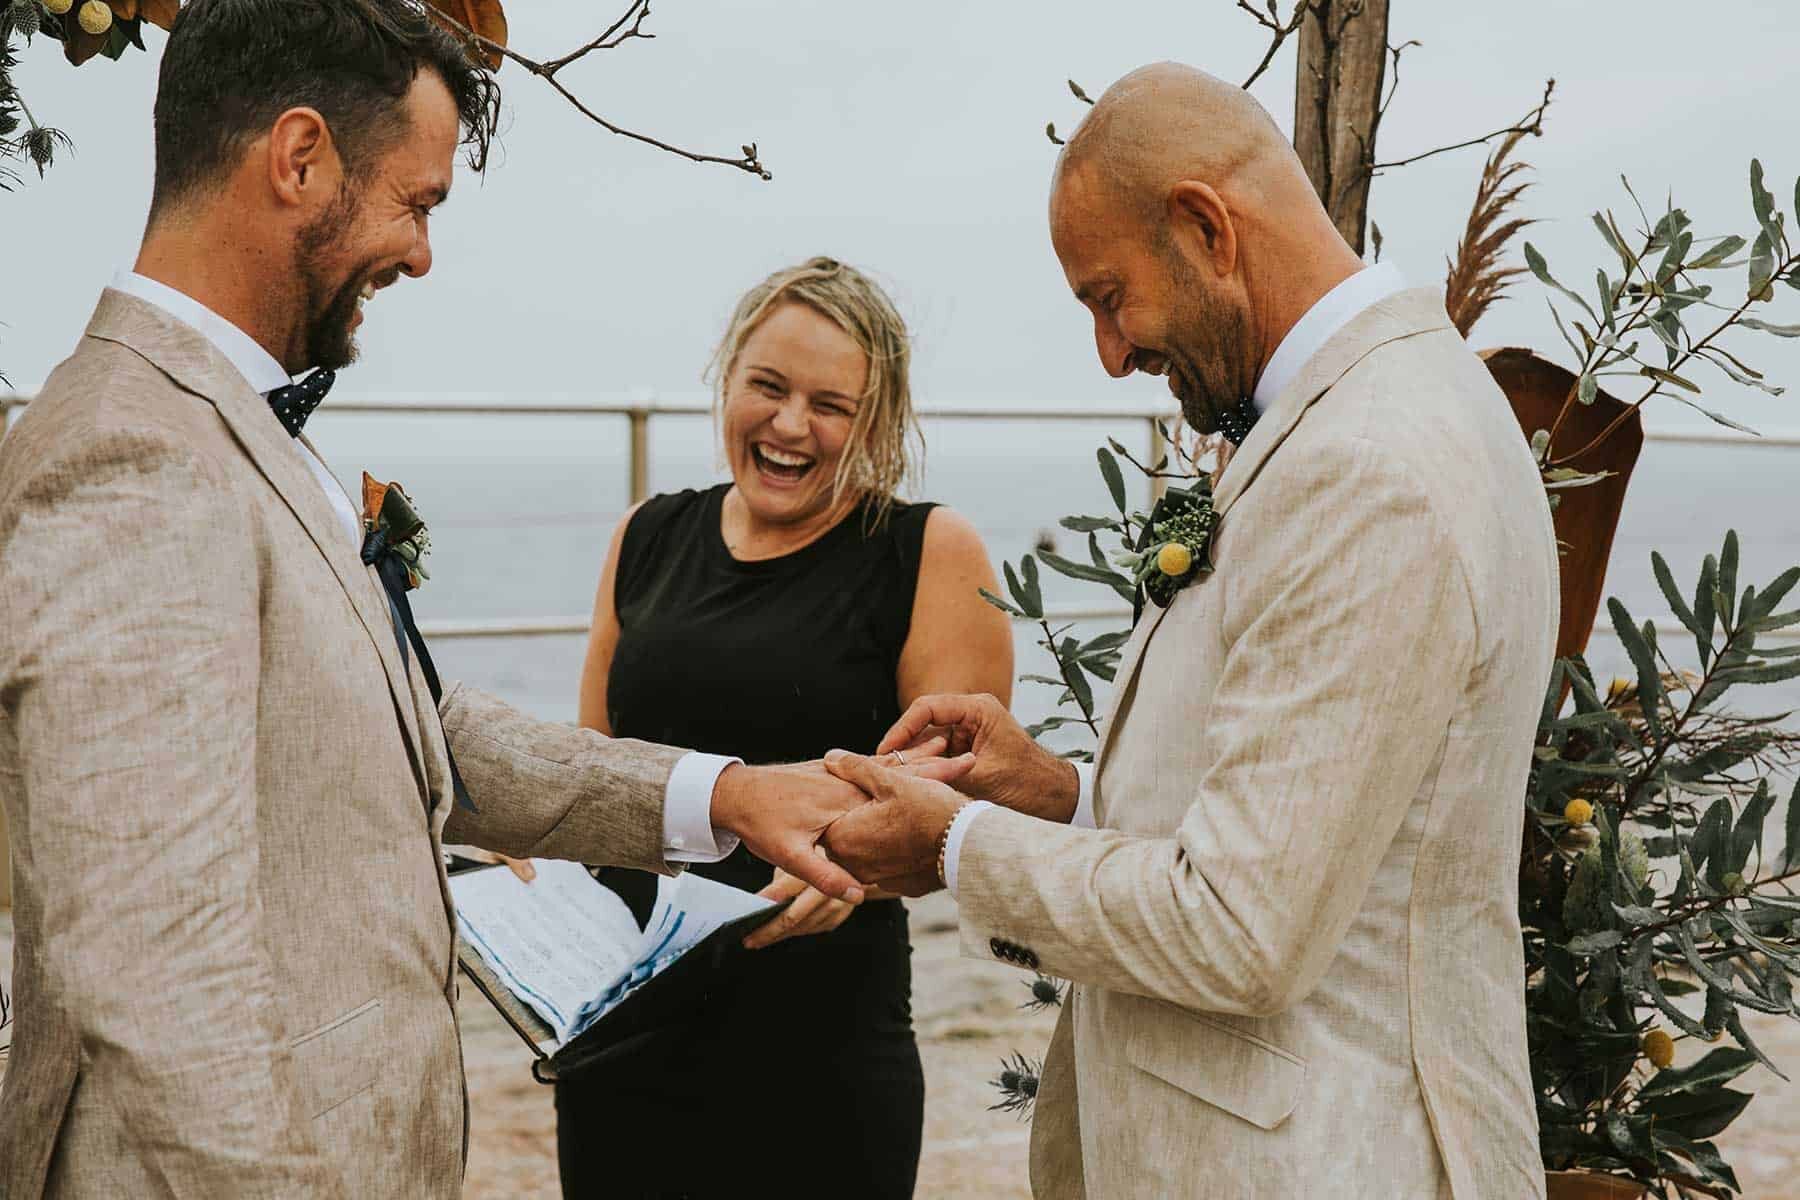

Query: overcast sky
[6,0,1800,434]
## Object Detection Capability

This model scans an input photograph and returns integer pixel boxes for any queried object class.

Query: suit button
[1022,950,1041,970]
[990,937,1006,959]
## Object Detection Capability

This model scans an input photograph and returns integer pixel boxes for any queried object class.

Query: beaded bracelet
[937,800,978,888]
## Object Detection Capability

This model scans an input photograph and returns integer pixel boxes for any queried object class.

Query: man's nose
[399,222,433,280]
[1094,316,1134,379]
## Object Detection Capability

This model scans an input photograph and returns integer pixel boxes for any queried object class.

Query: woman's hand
[745,861,862,950]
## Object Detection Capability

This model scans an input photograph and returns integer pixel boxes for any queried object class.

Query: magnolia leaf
[136,0,178,30]
[1638,1087,1754,1141]
[423,0,508,70]
[1567,930,1623,956]
[1641,1047,1759,1098]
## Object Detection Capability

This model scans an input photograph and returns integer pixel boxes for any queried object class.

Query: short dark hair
[150,0,500,217]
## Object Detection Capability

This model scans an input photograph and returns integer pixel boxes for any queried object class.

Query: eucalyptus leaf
[979,587,1024,618]
[1749,228,1777,299]
[1524,242,1598,320]
[1097,447,1126,515]
[1739,316,1800,337]
[1689,234,1748,270]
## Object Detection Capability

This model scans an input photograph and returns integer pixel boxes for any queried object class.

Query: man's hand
[820,750,967,897]
[710,751,973,903]
[879,693,1080,822]
[744,855,861,950]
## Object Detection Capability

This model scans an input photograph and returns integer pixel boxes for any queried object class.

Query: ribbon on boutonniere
[360,472,475,812]
[1122,478,1218,624]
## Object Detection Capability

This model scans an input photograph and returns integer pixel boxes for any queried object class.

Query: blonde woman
[553,258,1013,1198]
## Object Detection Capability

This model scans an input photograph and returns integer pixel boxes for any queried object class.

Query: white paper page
[564,872,780,1035]
[450,859,644,1045]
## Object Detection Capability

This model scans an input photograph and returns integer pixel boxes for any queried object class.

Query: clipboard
[450,862,787,1083]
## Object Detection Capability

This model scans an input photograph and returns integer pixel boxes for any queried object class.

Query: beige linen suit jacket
[0,291,691,1197]
[957,289,1559,1199]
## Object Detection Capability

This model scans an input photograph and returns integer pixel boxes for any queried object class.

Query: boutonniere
[360,472,432,589]
[1119,479,1216,612]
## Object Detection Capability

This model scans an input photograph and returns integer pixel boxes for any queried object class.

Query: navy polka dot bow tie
[266,368,336,437]
[1214,395,1260,446]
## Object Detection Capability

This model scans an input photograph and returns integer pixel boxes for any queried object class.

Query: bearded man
[0,2,892,1194]
[823,64,1559,1199]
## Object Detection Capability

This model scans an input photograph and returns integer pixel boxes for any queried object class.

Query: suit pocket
[1124,1003,1306,1131]
[289,998,385,1119]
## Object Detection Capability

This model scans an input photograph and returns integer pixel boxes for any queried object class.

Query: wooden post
[628,408,650,504]
[1292,0,1391,256]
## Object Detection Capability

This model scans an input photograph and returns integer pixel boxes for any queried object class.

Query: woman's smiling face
[722,300,870,528]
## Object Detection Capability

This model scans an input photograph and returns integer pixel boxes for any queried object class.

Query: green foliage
[978,420,1216,756]
[1526,533,1800,1195]
[1526,163,1800,488]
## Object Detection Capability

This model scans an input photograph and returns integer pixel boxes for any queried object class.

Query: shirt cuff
[941,799,996,899]
[662,752,743,863]
[1070,761,1097,829]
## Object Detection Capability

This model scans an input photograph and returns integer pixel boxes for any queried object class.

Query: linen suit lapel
[1212,287,1454,519]
[1093,288,1453,785]
[1094,595,1172,774]
[86,291,430,795]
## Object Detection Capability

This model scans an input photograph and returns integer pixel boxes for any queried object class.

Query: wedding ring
[891,749,908,766]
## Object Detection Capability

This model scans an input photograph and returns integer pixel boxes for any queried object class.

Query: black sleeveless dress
[554,484,934,1200]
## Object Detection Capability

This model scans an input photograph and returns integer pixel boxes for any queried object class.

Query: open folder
[448,859,783,1082]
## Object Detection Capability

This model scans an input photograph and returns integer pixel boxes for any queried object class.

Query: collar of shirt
[111,270,294,395]
[109,270,364,546]
[1251,261,1406,413]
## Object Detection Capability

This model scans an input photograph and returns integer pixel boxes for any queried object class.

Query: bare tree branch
[1236,0,1318,90]
[1370,77,1554,174]
[542,0,656,75]
[432,1,771,180]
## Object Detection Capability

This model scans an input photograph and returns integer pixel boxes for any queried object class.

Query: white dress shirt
[110,271,737,863]
[942,262,1408,896]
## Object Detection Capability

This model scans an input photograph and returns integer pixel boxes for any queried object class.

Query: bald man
[823,64,1557,1199]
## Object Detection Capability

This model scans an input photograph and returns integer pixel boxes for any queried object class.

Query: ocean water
[298,406,1800,740]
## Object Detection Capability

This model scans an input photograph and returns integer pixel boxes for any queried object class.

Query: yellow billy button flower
[1642,1028,1676,1070]
[44,0,74,14]
[1563,798,1594,827]
[77,0,113,33]
[1156,542,1193,578]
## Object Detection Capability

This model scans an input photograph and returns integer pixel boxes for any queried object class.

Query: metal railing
[7,391,1800,643]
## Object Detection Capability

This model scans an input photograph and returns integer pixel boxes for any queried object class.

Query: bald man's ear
[1167,180,1237,278]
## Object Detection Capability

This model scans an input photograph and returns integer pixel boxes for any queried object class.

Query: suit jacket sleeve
[955,435,1479,1017]
[437,684,687,874]
[0,425,344,1195]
